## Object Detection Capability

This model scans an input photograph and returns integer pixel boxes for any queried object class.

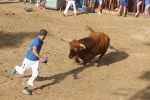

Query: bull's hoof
[94,63,98,66]
[76,62,83,65]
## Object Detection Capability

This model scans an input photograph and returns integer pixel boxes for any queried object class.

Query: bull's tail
[86,26,94,33]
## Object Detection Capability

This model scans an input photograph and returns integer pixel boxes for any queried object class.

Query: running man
[11,29,48,95]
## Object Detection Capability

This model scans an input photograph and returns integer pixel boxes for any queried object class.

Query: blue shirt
[26,37,43,61]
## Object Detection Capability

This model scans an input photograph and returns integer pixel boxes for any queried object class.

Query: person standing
[97,0,105,15]
[135,0,142,17]
[115,0,120,11]
[108,0,113,11]
[63,0,78,16]
[11,29,48,95]
[144,0,150,17]
[118,0,128,17]
[91,0,97,13]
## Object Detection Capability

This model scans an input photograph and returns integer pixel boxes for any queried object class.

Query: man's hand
[42,57,48,63]
[40,57,45,62]
[42,52,49,63]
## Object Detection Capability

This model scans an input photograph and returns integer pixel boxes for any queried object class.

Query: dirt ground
[0,0,150,100]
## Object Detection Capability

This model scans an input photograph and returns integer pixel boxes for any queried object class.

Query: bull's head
[69,39,86,59]
[61,39,86,59]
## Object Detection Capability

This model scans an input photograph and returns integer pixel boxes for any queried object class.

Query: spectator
[30,0,35,4]
[63,0,78,16]
[97,0,105,14]
[91,0,97,13]
[36,0,40,6]
[144,0,150,17]
[83,0,88,7]
[118,0,128,17]
[135,0,142,17]
[115,0,120,11]
[66,0,68,6]
[108,0,113,11]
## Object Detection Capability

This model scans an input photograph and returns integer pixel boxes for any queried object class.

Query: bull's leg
[83,60,88,65]
[74,56,80,64]
[94,52,106,66]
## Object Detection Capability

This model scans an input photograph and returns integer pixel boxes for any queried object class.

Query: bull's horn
[61,38,71,42]
[80,43,86,49]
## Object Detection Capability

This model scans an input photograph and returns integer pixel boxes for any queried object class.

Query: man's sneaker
[62,13,66,17]
[118,14,121,16]
[36,3,39,7]
[22,87,30,95]
[124,14,126,17]
[114,8,118,11]
[74,13,78,16]
[98,12,102,15]
[12,68,16,75]
[135,13,139,17]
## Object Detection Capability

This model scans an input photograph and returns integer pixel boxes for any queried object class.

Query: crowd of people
[64,0,150,17]
[74,0,150,17]
[21,0,150,17]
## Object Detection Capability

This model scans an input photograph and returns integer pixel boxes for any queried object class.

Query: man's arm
[32,46,45,62]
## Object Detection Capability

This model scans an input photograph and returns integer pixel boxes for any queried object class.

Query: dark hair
[39,29,47,36]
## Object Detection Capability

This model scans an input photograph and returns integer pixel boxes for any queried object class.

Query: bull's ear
[80,47,83,50]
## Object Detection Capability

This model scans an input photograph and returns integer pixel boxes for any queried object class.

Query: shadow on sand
[144,42,150,47]
[0,1,20,4]
[128,71,150,100]
[0,31,38,49]
[86,45,129,67]
[21,45,129,93]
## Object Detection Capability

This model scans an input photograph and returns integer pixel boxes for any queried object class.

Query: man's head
[39,29,47,40]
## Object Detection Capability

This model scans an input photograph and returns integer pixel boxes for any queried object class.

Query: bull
[61,26,110,66]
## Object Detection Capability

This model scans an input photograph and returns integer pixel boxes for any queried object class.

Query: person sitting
[135,0,142,17]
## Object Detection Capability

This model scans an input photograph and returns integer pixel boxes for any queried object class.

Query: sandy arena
[0,0,150,100]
